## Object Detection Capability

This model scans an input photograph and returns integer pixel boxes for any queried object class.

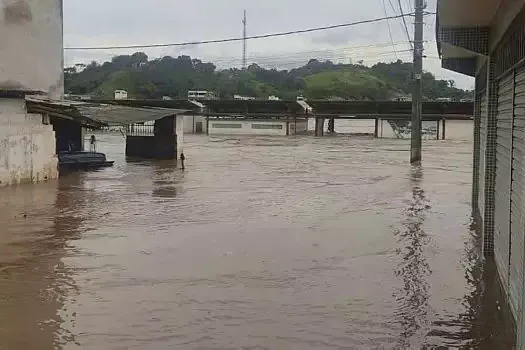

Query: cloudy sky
[63,0,474,89]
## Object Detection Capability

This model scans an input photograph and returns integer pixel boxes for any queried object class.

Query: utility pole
[410,0,424,164]
[242,10,247,69]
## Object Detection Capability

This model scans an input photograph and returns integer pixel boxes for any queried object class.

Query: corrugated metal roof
[75,105,188,125]
[25,96,188,127]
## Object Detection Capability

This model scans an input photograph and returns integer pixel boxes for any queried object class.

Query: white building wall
[183,115,208,134]
[288,120,308,135]
[114,90,128,100]
[0,0,63,187]
[443,120,474,141]
[208,120,288,136]
[0,0,64,98]
[0,100,58,187]
[176,115,184,157]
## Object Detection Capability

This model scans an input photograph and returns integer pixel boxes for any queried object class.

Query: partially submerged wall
[176,115,184,156]
[125,116,181,160]
[0,100,57,187]
[0,0,64,187]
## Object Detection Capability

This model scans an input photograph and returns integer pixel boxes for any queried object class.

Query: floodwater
[0,122,516,349]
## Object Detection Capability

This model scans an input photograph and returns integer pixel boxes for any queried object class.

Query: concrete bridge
[95,99,474,138]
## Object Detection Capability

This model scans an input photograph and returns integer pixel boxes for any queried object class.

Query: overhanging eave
[442,58,477,77]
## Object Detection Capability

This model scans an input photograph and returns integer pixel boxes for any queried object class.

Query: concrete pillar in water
[441,119,446,140]
[374,118,379,138]
[327,118,335,133]
[315,117,325,136]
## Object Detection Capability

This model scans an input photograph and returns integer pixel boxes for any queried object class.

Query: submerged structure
[203,100,309,136]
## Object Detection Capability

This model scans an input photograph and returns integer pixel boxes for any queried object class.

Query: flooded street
[0,127,516,349]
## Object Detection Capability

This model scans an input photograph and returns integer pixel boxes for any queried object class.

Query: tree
[63,53,470,101]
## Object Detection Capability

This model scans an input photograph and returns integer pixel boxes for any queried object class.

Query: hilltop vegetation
[64,52,472,101]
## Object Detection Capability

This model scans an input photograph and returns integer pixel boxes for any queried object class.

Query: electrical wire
[397,0,413,48]
[64,13,414,51]
[380,0,399,59]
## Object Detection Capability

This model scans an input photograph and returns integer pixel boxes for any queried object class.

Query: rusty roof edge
[25,97,190,126]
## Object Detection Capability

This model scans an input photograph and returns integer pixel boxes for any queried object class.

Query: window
[212,123,242,128]
[251,124,283,129]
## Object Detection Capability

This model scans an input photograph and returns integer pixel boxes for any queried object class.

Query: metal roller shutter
[479,93,488,220]
[510,68,525,321]
[494,73,514,294]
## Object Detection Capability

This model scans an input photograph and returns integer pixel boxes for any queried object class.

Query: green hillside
[64,53,471,101]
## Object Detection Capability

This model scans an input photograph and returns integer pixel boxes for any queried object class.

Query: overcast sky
[63,0,474,89]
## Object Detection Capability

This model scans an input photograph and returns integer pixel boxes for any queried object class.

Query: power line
[397,0,413,48]
[380,0,399,60]
[212,49,413,68]
[64,13,413,51]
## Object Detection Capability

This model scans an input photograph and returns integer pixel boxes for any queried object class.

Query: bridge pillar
[315,117,325,136]
[441,119,446,140]
[327,118,335,133]
[374,118,379,138]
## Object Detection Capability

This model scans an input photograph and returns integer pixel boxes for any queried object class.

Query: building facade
[208,118,308,136]
[188,90,217,100]
[437,1,525,346]
[114,90,128,100]
[0,0,64,186]
[183,115,208,134]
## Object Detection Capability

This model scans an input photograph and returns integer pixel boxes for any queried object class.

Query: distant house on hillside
[188,90,217,100]
[114,90,128,100]
[233,94,256,100]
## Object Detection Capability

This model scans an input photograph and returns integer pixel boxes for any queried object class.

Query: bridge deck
[87,99,474,119]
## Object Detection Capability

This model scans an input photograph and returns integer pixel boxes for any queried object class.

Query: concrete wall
[208,120,288,136]
[183,115,207,134]
[176,115,184,156]
[125,116,181,159]
[0,0,63,187]
[288,120,308,135]
[0,0,64,98]
[442,120,474,140]
[0,99,58,187]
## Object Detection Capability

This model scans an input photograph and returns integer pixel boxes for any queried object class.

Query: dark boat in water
[58,151,114,172]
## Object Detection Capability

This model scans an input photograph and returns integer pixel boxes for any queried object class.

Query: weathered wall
[0,99,58,187]
[183,115,207,134]
[441,120,475,141]
[125,116,182,160]
[208,120,288,136]
[0,0,63,187]
[176,115,184,156]
[0,0,64,98]
[287,120,308,135]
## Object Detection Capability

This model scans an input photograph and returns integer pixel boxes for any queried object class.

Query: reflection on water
[0,179,81,349]
[393,166,432,348]
[0,129,516,349]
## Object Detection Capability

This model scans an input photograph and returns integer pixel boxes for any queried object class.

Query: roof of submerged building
[25,97,189,128]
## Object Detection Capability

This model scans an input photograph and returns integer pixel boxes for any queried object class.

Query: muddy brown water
[0,131,516,349]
